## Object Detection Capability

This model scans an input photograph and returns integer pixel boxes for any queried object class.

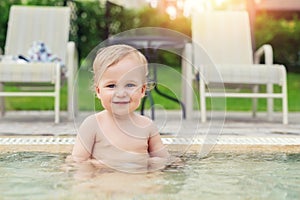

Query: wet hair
[92,44,148,88]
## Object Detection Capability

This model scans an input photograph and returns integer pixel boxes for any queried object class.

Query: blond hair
[93,44,148,88]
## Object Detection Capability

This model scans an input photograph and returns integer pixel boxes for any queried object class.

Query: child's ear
[141,84,147,97]
[95,86,101,99]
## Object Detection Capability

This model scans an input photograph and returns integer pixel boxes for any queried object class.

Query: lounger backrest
[192,11,253,65]
[4,5,70,64]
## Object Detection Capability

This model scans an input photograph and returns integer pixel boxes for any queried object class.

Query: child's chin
[111,109,131,116]
[111,106,137,116]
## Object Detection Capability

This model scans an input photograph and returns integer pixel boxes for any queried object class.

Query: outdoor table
[107,35,188,120]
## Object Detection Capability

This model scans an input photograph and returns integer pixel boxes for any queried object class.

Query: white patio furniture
[182,11,288,124]
[0,5,78,123]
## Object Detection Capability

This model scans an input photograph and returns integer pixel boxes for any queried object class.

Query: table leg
[140,90,155,120]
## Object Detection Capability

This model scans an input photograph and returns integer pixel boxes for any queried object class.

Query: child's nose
[115,88,127,97]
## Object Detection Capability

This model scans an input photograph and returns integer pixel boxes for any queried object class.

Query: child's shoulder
[134,113,158,132]
[80,113,97,128]
[135,113,154,124]
[79,112,107,133]
[82,111,106,124]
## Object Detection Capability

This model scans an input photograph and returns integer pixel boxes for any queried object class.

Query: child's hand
[166,156,184,168]
[148,157,168,171]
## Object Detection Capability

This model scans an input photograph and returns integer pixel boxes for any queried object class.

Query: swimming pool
[1,136,300,199]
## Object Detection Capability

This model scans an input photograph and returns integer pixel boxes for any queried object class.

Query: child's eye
[106,84,116,88]
[126,83,136,88]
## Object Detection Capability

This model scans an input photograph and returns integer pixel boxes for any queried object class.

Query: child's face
[96,54,146,116]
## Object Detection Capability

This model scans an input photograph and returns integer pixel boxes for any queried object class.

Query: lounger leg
[67,67,76,120]
[54,64,61,123]
[200,78,206,123]
[54,95,60,124]
[282,95,288,125]
[252,85,259,118]
[0,83,5,116]
[282,79,288,125]
[267,83,273,121]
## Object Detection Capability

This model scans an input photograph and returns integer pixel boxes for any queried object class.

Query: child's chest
[99,122,150,153]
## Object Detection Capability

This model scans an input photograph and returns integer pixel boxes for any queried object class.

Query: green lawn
[2,69,300,112]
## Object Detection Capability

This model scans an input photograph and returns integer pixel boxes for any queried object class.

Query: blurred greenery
[0,0,300,112]
[1,1,299,71]
[0,0,191,62]
[0,0,21,49]
[4,70,300,112]
[255,12,300,73]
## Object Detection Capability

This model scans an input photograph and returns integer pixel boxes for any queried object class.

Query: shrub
[255,12,300,72]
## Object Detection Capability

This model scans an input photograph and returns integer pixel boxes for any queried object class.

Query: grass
[2,68,300,112]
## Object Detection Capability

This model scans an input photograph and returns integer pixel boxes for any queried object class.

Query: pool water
[1,151,300,200]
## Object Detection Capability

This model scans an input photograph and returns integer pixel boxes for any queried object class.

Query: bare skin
[71,52,169,172]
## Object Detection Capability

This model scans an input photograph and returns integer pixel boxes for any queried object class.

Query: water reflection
[1,151,300,199]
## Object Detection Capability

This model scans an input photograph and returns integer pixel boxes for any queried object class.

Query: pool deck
[0,110,299,136]
[0,110,299,153]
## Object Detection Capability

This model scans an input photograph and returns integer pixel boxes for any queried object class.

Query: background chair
[0,5,78,123]
[182,11,288,124]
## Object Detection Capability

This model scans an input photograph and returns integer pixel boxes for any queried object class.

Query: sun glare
[166,5,177,20]
[146,0,248,19]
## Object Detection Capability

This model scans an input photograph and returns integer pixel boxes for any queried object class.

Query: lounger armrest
[66,41,78,118]
[181,43,194,119]
[181,43,194,81]
[254,44,273,65]
[66,41,78,79]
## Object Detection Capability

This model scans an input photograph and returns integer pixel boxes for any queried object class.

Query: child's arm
[147,133,170,171]
[71,115,97,162]
[148,133,169,158]
[71,135,92,162]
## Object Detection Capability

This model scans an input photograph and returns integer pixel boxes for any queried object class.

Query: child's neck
[106,110,136,121]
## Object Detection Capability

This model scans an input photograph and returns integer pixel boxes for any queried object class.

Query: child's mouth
[113,101,130,104]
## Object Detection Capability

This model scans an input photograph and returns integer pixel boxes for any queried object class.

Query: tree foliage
[255,12,300,72]
[0,1,299,72]
[0,0,22,50]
